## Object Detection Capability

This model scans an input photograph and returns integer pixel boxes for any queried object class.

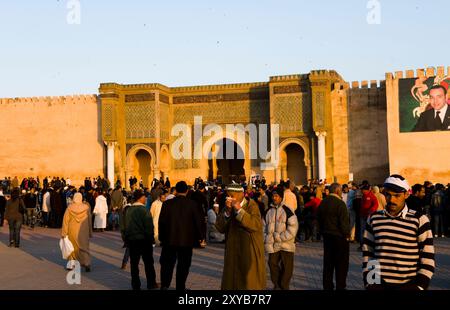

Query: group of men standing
[119,172,437,291]
[119,179,300,290]
[120,181,203,290]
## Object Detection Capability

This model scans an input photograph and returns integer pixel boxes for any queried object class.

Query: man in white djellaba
[93,191,108,232]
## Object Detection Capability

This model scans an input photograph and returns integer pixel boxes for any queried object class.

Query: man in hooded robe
[62,192,93,272]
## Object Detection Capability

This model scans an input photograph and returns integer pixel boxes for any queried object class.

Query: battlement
[385,66,450,80]
[99,83,120,88]
[332,80,386,91]
[0,94,97,105]
[171,81,269,93]
[310,69,343,81]
[101,81,270,94]
[269,74,308,82]
[121,83,170,91]
[99,71,350,95]
[99,83,170,93]
[347,80,386,90]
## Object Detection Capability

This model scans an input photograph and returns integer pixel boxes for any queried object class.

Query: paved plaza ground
[0,226,449,290]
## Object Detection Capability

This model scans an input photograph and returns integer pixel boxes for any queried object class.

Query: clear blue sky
[0,0,448,97]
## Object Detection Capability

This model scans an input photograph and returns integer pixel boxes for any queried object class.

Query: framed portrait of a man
[399,76,450,132]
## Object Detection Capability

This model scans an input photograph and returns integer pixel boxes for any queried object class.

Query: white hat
[383,175,410,193]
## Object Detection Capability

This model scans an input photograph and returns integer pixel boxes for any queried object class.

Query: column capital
[104,141,117,147]
[315,131,327,138]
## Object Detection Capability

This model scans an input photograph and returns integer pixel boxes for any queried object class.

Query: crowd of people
[0,174,446,290]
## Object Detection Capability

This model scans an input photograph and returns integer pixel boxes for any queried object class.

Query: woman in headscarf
[61,192,93,272]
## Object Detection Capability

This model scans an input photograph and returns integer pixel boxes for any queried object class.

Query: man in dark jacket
[23,188,37,227]
[164,177,171,189]
[120,189,158,290]
[406,184,426,215]
[317,183,350,290]
[158,181,203,290]
[189,182,208,248]
[50,188,63,228]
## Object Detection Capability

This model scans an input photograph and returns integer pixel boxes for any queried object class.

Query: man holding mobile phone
[215,183,266,290]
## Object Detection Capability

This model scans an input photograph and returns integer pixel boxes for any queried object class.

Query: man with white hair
[362,174,435,290]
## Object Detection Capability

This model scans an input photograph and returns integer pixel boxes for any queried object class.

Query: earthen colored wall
[330,84,350,183]
[347,82,389,184]
[0,95,104,186]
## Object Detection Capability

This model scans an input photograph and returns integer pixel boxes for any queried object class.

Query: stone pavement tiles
[0,226,449,290]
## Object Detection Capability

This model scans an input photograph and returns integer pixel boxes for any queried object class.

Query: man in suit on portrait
[413,85,450,132]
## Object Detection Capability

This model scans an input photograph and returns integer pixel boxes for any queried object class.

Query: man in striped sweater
[362,174,435,290]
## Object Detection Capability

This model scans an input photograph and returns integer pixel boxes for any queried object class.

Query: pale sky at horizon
[0,0,449,98]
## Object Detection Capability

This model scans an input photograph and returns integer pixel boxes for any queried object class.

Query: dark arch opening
[208,138,245,184]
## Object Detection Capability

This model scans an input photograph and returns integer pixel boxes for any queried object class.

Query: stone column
[281,165,288,181]
[275,167,282,183]
[315,131,327,181]
[105,141,116,189]
[212,144,218,180]
[153,92,161,186]
[306,165,312,182]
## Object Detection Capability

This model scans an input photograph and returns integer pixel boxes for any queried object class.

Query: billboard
[399,76,450,132]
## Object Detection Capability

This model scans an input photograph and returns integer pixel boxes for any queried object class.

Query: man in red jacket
[359,184,378,249]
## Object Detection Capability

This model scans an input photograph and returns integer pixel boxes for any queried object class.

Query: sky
[0,0,449,97]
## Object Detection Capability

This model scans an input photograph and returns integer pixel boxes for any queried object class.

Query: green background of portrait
[399,77,435,132]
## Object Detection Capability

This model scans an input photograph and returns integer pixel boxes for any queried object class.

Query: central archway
[208,138,245,184]
[135,150,152,187]
[126,144,156,188]
[198,127,251,184]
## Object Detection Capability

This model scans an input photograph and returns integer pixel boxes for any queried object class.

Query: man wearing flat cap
[362,174,435,290]
[215,183,266,290]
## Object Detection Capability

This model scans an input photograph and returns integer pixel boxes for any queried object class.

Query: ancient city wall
[0,95,104,185]
[346,80,389,184]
